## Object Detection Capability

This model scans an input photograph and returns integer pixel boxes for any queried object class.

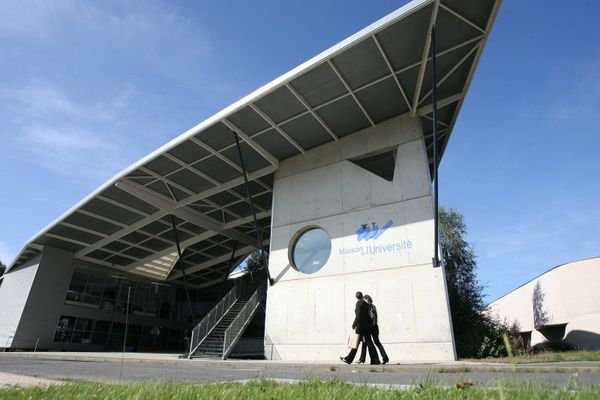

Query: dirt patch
[0,372,62,387]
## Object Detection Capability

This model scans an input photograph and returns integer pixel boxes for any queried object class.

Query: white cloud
[21,124,109,152]
[1,80,137,180]
[0,1,213,86]
[9,81,85,118]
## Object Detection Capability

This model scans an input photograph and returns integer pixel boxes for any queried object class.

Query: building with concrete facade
[488,257,600,350]
[0,0,501,361]
[265,115,454,361]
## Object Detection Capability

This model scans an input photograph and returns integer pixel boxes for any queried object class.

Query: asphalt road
[0,354,598,387]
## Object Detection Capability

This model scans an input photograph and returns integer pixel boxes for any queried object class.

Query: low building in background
[488,257,600,350]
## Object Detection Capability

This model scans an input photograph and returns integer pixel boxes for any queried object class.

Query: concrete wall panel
[265,114,454,361]
[489,257,600,350]
[12,247,75,349]
[0,256,40,348]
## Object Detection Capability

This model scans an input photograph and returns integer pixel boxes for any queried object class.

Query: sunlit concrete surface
[489,257,600,349]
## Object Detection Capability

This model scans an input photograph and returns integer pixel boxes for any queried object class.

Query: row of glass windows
[65,264,219,323]
[53,315,185,351]
[65,264,176,319]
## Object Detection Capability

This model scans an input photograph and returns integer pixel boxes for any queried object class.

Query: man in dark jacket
[358,294,389,364]
[340,291,380,364]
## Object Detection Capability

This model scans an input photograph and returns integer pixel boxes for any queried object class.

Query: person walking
[340,291,380,365]
[357,294,389,364]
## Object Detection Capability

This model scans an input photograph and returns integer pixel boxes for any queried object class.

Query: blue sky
[0,1,598,301]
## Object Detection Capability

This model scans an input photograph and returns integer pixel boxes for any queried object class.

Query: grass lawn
[1,379,600,400]
[467,350,600,364]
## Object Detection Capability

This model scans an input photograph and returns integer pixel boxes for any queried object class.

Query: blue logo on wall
[356,220,393,242]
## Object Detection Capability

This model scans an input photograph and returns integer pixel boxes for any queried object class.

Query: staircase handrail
[222,281,266,359]
[188,285,238,358]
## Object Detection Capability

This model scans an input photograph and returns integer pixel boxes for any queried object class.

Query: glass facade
[64,264,175,318]
[53,314,184,351]
[56,263,221,351]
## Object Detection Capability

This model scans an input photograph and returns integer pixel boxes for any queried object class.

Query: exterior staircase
[192,297,249,357]
[188,280,266,359]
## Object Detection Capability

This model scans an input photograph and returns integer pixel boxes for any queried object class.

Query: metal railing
[188,285,238,358]
[264,333,282,361]
[222,282,266,359]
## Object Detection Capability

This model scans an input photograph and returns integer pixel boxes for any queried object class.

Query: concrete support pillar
[8,247,75,349]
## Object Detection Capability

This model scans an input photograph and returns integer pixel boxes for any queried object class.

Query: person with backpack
[357,294,389,364]
[340,291,380,365]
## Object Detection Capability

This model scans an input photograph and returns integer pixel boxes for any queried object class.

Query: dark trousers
[345,333,380,364]
[359,332,388,363]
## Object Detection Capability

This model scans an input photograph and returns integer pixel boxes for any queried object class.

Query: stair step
[191,290,263,358]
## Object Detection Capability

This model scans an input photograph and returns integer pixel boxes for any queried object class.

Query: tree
[440,207,497,358]
[532,281,550,328]
[0,259,5,278]
[244,250,268,285]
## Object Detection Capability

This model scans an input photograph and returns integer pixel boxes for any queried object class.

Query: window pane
[65,270,88,305]
[291,228,332,274]
[101,277,120,312]
[54,315,76,343]
[117,280,136,313]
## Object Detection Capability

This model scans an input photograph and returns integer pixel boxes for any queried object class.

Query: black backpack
[368,304,377,327]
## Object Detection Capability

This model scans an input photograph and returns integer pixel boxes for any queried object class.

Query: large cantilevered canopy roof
[10,0,501,289]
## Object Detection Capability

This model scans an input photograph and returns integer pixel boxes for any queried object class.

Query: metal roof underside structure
[10,0,501,289]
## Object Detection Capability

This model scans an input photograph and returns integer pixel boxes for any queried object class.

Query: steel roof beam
[96,195,150,217]
[168,239,268,281]
[76,209,128,229]
[372,35,413,114]
[220,119,279,168]
[75,165,276,258]
[412,0,440,115]
[328,60,375,126]
[439,3,486,34]
[161,152,269,214]
[116,179,258,247]
[417,93,462,116]
[239,36,483,135]
[284,84,338,141]
[418,43,480,106]
[134,211,271,276]
[187,137,274,194]
[437,0,502,163]
[422,115,450,128]
[67,204,217,263]
[87,191,265,266]
[245,105,306,153]
[138,166,246,221]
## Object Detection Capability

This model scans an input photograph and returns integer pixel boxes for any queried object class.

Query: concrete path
[0,352,598,387]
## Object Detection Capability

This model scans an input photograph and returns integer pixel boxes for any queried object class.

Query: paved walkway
[0,352,598,387]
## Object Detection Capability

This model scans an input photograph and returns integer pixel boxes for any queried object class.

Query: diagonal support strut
[233,131,274,286]
[170,214,196,325]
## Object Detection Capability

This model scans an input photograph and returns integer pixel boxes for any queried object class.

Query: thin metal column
[170,214,196,324]
[233,132,274,285]
[431,25,440,268]
[218,241,239,300]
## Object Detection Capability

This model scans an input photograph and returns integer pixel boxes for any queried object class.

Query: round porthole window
[290,227,332,274]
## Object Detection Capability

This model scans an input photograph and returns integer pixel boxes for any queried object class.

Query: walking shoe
[370,361,381,365]
[356,360,364,364]
[340,357,351,364]
[382,357,389,365]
